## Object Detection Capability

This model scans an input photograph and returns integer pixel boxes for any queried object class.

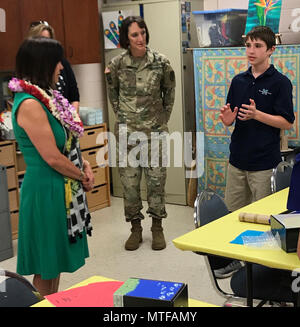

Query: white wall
[72,63,106,111]
[203,0,248,10]
[279,0,300,44]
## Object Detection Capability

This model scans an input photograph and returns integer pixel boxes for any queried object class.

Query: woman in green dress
[9,37,94,297]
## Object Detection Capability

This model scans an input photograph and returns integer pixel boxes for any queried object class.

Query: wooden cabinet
[0,0,22,71]
[62,0,101,64]
[80,123,111,211]
[18,0,65,46]
[0,0,101,71]
[0,140,19,240]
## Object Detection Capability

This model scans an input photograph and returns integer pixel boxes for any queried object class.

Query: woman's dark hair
[119,16,149,49]
[245,26,276,50]
[16,37,63,90]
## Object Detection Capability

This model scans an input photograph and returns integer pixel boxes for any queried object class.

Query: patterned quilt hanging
[193,45,300,198]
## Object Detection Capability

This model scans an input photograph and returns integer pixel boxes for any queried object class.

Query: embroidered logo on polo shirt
[259,88,272,96]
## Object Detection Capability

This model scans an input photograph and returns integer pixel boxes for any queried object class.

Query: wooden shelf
[0,140,19,240]
[80,123,111,212]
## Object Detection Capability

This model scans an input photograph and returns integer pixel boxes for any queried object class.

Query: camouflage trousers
[117,135,168,222]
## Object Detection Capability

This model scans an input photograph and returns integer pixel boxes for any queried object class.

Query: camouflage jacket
[105,47,175,135]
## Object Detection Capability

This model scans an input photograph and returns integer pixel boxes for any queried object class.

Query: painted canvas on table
[245,0,282,34]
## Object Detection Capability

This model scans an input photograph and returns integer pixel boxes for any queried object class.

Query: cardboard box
[192,9,248,47]
[113,278,188,307]
[270,213,300,252]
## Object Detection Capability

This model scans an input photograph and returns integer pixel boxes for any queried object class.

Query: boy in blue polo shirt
[216,26,295,278]
[221,26,295,212]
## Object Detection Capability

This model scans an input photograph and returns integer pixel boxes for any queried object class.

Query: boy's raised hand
[220,103,238,126]
[238,98,257,121]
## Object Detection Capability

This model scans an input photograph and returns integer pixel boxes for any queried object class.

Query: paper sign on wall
[102,10,132,49]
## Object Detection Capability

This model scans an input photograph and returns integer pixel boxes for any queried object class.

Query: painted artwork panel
[245,0,282,34]
[102,10,132,49]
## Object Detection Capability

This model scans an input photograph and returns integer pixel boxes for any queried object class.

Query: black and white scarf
[63,128,92,243]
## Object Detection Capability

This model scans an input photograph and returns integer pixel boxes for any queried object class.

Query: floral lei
[8,78,84,137]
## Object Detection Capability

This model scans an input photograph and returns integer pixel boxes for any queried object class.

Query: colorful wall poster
[245,0,282,34]
[102,10,132,49]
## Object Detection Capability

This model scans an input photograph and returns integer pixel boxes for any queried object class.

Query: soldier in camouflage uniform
[105,16,175,251]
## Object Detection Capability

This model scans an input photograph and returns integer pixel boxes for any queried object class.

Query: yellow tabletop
[173,188,300,271]
[32,275,218,307]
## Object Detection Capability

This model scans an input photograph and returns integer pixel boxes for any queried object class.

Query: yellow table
[172,188,300,306]
[32,275,218,307]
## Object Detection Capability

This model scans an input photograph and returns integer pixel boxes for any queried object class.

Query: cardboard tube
[238,212,270,225]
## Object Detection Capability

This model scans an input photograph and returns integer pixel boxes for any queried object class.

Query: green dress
[12,93,89,280]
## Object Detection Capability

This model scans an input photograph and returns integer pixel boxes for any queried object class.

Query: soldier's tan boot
[125,219,143,251]
[151,218,166,250]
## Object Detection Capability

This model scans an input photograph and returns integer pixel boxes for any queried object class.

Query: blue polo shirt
[227,64,295,171]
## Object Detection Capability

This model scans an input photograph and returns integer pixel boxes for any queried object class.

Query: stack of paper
[45,281,124,307]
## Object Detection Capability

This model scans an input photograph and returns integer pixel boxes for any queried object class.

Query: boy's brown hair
[245,26,276,50]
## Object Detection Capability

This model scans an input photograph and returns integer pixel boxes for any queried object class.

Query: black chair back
[0,270,41,307]
[194,189,234,270]
[271,161,293,193]
[194,189,229,227]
